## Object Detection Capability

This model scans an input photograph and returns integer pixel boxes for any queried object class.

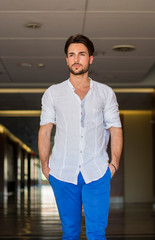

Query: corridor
[0,184,155,240]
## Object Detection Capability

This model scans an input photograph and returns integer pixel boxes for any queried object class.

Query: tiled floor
[0,185,155,240]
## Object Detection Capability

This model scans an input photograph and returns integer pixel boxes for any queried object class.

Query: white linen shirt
[40,78,122,185]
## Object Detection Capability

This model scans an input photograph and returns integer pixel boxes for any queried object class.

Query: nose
[74,54,79,63]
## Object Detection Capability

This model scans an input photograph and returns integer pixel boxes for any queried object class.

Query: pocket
[92,109,103,123]
[48,174,51,182]
[108,166,112,179]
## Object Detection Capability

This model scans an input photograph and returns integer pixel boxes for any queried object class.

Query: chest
[74,87,90,100]
[54,88,105,122]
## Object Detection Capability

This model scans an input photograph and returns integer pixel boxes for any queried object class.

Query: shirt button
[79,165,81,168]
[80,151,82,153]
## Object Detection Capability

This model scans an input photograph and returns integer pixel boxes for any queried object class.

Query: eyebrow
[68,51,87,55]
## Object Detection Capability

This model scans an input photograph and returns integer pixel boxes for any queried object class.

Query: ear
[89,56,93,65]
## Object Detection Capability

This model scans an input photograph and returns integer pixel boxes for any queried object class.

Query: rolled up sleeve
[103,88,122,129]
[40,87,56,126]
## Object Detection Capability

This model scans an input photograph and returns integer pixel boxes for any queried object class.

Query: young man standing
[38,34,123,240]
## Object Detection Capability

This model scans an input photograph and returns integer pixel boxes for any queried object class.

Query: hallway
[0,185,155,240]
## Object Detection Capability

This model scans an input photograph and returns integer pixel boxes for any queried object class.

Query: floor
[0,185,155,240]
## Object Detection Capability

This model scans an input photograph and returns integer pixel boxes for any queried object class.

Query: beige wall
[123,111,153,203]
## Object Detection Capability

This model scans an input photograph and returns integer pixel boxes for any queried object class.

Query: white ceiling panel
[84,12,155,38]
[1,56,154,86]
[92,39,155,57]
[0,0,86,11]
[0,73,11,83]
[89,71,146,84]
[0,62,6,72]
[0,12,84,38]
[87,0,155,11]
[1,39,155,58]
[91,57,154,72]
[0,39,66,57]
[2,57,70,83]
[0,62,11,82]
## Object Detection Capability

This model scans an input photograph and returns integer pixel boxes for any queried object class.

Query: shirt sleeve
[40,87,56,126]
[103,88,122,129]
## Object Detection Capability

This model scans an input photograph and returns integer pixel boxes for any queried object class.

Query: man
[38,34,123,240]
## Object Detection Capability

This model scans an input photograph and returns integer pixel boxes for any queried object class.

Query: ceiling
[0,0,155,152]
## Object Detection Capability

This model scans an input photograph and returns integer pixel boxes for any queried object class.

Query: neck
[70,72,90,89]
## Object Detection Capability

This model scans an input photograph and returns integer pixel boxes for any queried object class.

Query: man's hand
[109,164,116,178]
[38,123,53,181]
[42,166,50,180]
[109,127,123,178]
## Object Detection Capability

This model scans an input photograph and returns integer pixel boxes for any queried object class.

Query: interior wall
[124,112,153,203]
[6,142,15,193]
[110,114,124,203]
[0,133,6,195]
[152,90,155,202]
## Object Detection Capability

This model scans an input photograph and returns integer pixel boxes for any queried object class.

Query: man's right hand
[42,166,50,180]
[38,123,53,181]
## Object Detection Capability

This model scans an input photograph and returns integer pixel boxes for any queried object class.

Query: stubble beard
[68,63,90,76]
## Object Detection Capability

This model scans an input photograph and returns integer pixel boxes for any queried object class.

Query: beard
[68,63,90,76]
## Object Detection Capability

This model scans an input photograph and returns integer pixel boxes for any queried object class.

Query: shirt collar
[67,77,93,92]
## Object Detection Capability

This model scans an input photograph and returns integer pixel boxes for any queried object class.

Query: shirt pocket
[91,108,103,124]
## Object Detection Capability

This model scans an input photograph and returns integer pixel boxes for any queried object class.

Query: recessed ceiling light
[112,45,136,52]
[18,62,33,68]
[26,23,41,29]
[38,63,45,68]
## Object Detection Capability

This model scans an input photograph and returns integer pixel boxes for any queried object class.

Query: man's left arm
[109,127,123,178]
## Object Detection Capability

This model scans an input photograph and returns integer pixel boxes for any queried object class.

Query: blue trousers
[49,167,111,240]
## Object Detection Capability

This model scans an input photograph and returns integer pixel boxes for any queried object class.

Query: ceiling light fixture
[112,45,136,52]
[113,88,154,93]
[0,88,46,93]
[26,23,41,29]
[38,63,45,68]
[0,124,34,153]
[0,88,153,94]
[18,62,33,68]
[119,110,152,115]
[0,110,41,117]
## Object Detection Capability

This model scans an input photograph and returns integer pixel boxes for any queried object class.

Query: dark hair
[64,34,95,56]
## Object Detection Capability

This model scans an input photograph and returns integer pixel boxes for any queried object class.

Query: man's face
[66,43,93,76]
